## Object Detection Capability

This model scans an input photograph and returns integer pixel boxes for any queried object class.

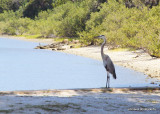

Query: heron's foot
[105,85,110,88]
[106,84,108,88]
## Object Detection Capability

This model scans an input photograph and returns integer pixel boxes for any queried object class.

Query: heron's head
[94,35,106,39]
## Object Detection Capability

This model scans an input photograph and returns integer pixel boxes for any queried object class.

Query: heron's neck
[101,38,106,58]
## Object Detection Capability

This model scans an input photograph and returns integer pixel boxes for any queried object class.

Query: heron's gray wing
[103,55,116,79]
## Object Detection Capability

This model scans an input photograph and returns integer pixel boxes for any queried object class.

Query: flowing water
[0,38,159,91]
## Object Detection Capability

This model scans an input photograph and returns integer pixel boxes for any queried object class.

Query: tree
[23,0,53,18]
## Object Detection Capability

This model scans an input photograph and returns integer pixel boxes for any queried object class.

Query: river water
[0,38,158,91]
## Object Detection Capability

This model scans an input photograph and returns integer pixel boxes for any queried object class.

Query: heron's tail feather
[113,72,116,79]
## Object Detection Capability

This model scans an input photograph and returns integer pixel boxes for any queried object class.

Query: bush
[0,10,17,21]
[34,0,101,37]
[23,0,53,19]
[79,0,160,57]
[56,2,90,37]
[2,18,32,35]
[79,0,124,45]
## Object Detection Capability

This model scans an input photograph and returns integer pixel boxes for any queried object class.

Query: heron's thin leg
[108,74,110,88]
[106,72,109,88]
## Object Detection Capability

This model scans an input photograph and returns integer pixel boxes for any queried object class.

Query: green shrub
[0,21,6,34]
[79,0,124,45]
[56,2,90,36]
[2,18,32,35]
[79,0,160,57]
[0,10,17,21]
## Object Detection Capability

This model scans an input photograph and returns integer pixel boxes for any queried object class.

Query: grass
[16,34,44,39]
[111,48,136,52]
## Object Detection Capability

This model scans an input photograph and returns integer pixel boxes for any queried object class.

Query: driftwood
[34,39,80,50]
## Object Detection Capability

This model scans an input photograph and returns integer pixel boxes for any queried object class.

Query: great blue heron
[95,35,116,88]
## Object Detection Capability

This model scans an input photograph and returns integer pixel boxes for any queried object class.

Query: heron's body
[103,55,116,79]
[96,35,116,88]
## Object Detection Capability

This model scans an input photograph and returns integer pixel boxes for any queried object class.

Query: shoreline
[1,87,160,96]
[1,35,160,80]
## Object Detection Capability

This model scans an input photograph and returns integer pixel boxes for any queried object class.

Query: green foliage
[0,0,160,57]
[53,1,89,37]
[79,1,123,45]
[0,0,13,11]
[79,0,160,57]
[1,17,32,35]
[52,0,71,8]
[30,0,101,37]
[0,21,6,34]
[0,0,28,12]
[0,10,17,21]
[23,0,53,18]
[35,10,52,20]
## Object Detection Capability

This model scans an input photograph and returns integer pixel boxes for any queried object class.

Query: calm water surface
[0,38,158,91]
